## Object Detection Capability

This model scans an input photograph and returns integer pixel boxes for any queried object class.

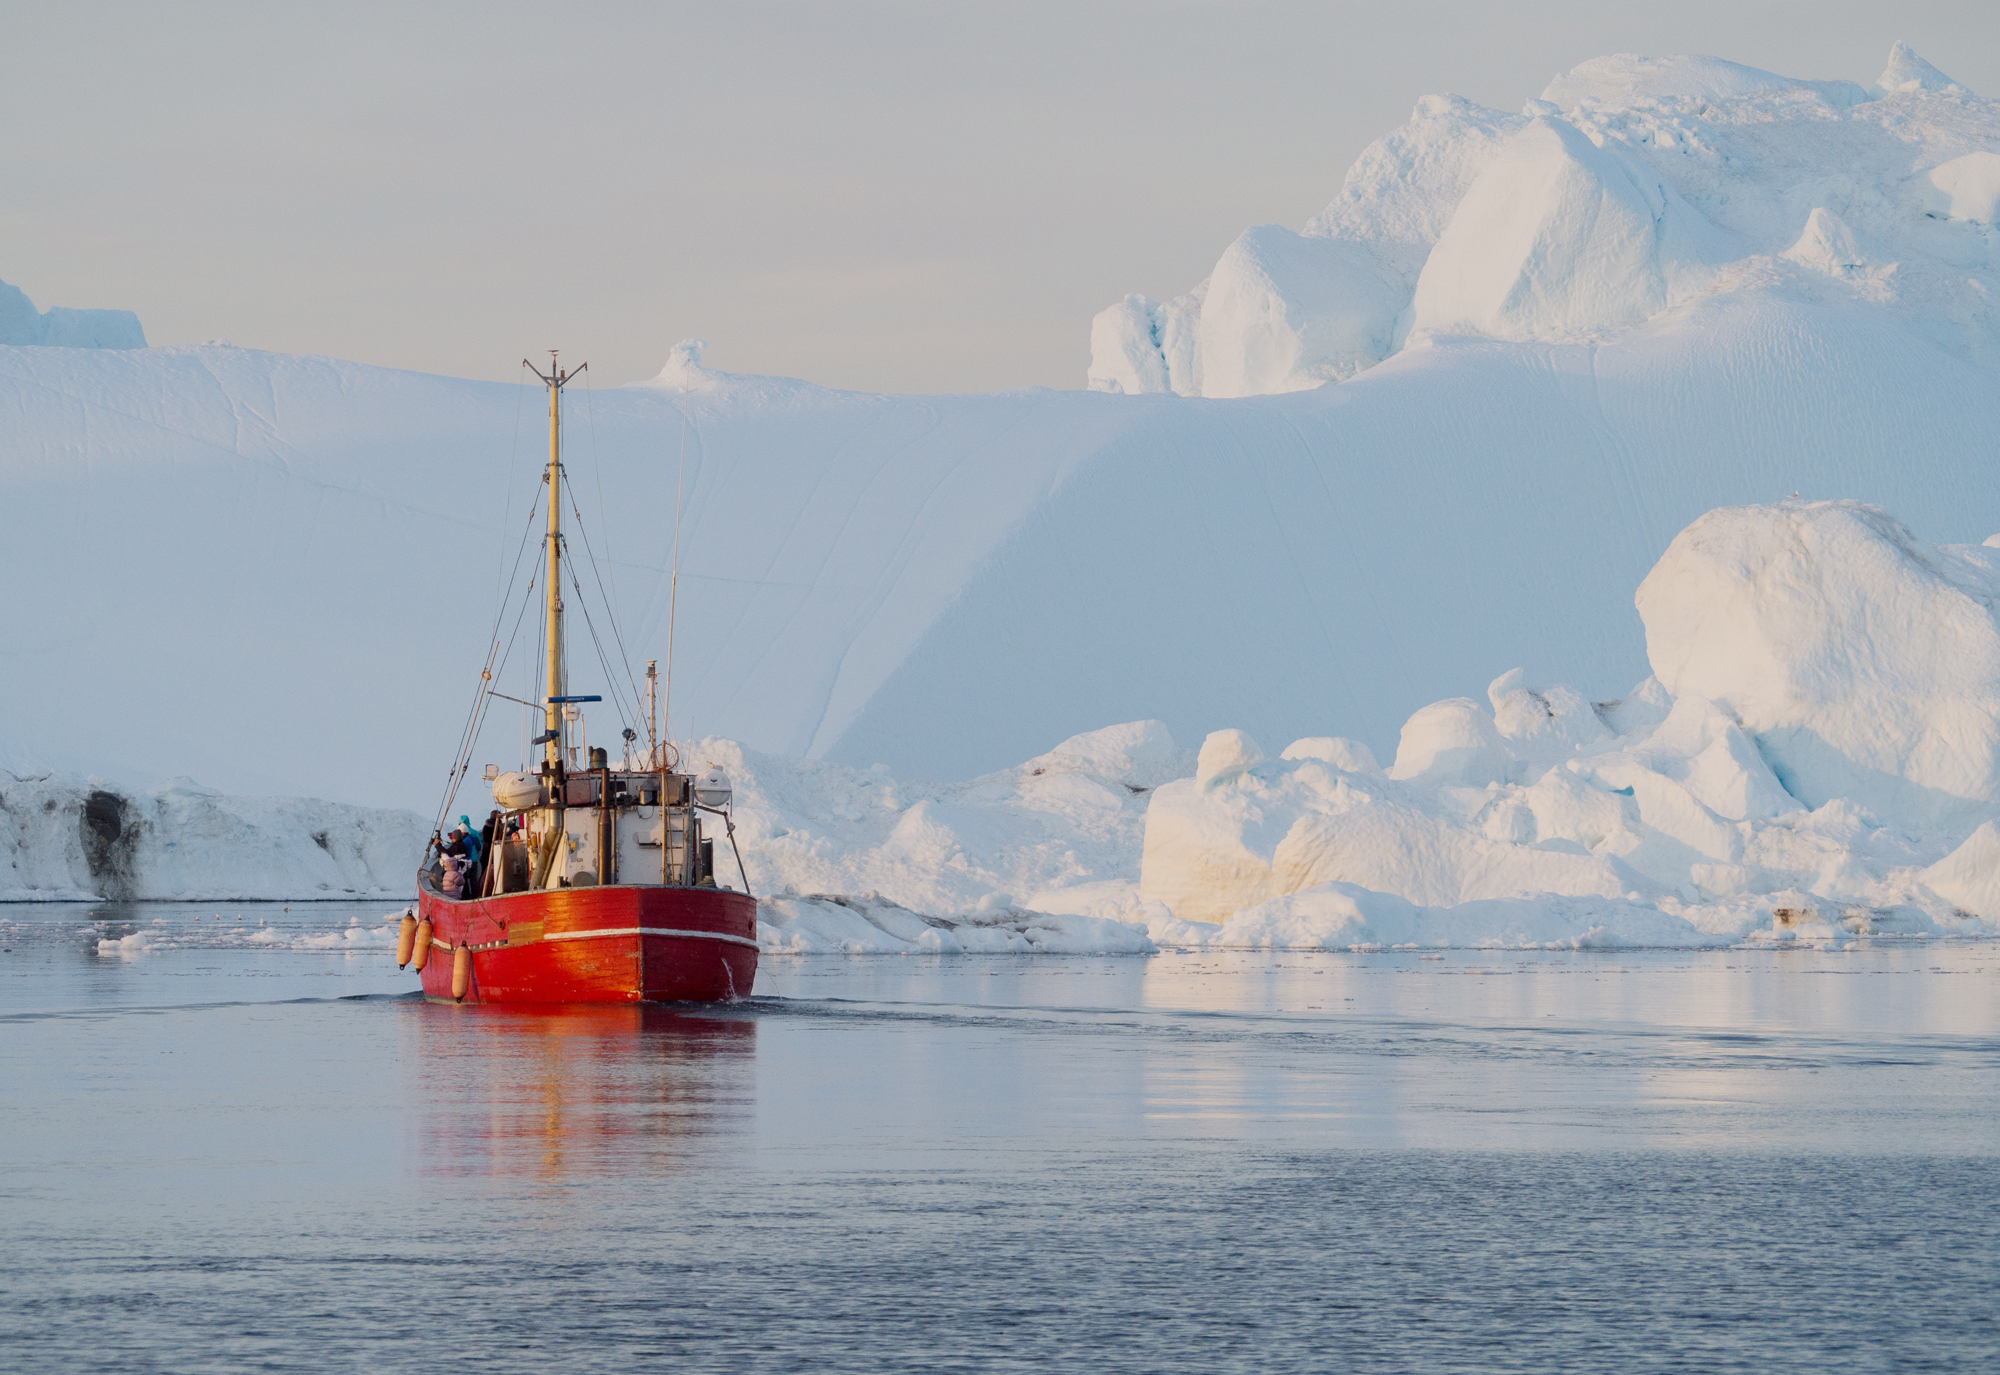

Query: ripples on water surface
[3,902,1997,1372]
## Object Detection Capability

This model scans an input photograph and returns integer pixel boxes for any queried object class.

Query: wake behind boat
[402,353,756,1004]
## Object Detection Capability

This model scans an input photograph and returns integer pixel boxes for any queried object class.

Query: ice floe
[756,893,1158,956]
[86,911,406,956]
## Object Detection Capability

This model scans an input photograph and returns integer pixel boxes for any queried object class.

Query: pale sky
[6,1,1996,392]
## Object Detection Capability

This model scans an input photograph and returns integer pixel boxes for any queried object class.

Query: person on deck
[457,816,484,867]
[440,850,467,898]
[456,817,485,896]
[439,825,476,898]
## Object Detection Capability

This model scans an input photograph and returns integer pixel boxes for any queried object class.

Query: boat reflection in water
[397,1001,756,1181]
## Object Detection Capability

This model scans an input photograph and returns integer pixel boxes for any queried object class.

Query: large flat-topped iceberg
[0,278,144,349]
[1090,44,1998,396]
[9,48,2000,812]
[9,276,2000,810]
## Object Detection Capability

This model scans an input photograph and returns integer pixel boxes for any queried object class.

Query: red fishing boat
[401,353,757,1004]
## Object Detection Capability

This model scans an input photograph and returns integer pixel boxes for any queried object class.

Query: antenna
[664,361,690,753]
[645,659,659,766]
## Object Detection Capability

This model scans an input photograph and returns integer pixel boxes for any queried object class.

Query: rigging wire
[560,536,635,723]
[494,361,529,606]
[563,553,639,739]
[482,577,540,767]
[484,571,541,726]
[432,476,550,833]
[564,484,646,724]
[455,566,542,796]
[582,368,625,636]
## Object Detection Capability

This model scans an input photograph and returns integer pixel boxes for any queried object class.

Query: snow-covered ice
[28,497,2000,953]
[1141,500,2000,950]
[11,286,2000,810]
[1407,115,1736,342]
[689,500,2000,953]
[1197,227,1405,396]
[1092,44,2000,394]
[1639,501,2000,831]
[0,277,144,350]
[706,720,1187,953]
[0,771,424,902]
[4,44,2000,964]
[7,50,2000,810]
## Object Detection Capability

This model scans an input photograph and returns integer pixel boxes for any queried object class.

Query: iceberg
[1196,227,1404,396]
[1137,501,2000,947]
[8,46,2000,820]
[1919,152,2000,225]
[1538,53,1847,108]
[0,278,144,349]
[1638,501,2000,832]
[0,771,424,902]
[26,498,2000,952]
[713,719,1189,941]
[13,285,2000,813]
[1875,41,1965,97]
[1408,116,1735,342]
[1091,43,1996,394]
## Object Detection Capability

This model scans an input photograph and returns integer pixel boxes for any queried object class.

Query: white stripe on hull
[542,926,761,951]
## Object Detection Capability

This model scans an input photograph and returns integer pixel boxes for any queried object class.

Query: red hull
[414,883,758,1004]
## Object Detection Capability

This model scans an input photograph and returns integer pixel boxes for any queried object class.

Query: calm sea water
[3,903,1996,1373]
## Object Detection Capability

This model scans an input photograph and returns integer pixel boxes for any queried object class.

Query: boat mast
[526,351,584,773]
[645,660,659,765]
